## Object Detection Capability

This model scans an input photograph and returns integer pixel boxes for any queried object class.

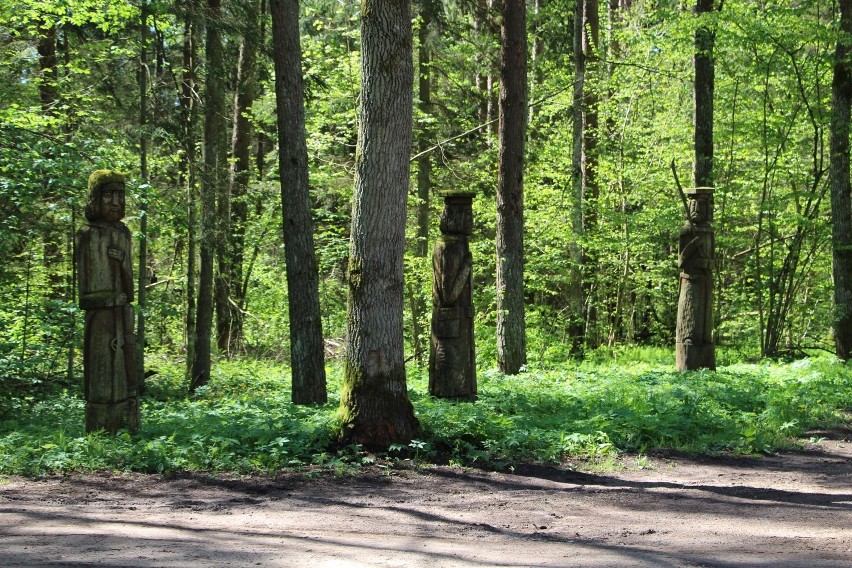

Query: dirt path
[2,428,851,567]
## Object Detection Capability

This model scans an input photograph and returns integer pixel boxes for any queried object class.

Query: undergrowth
[0,350,850,476]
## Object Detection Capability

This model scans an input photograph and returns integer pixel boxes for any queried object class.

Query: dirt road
[2,428,851,567]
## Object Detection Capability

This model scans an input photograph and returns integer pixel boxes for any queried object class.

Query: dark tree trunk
[36,19,65,302]
[416,1,433,260]
[831,0,852,359]
[216,0,260,356]
[136,3,150,394]
[37,20,58,116]
[675,0,718,371]
[340,0,420,446]
[694,0,715,189]
[495,0,527,374]
[191,0,227,391]
[569,0,600,353]
[179,6,199,382]
[409,0,435,366]
[270,0,328,404]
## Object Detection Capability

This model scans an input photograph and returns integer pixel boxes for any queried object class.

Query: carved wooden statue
[429,191,476,400]
[77,170,140,433]
[676,187,716,371]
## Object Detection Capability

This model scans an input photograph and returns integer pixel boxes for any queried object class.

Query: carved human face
[440,199,473,235]
[688,195,711,224]
[98,183,126,222]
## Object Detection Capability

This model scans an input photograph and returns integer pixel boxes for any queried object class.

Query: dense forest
[2,0,852,464]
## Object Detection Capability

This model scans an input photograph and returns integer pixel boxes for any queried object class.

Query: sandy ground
[1,427,851,568]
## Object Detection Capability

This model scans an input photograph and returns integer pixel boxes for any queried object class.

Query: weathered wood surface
[676,188,716,371]
[429,192,476,400]
[77,171,140,433]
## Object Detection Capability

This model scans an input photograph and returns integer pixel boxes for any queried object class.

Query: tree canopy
[0,0,848,417]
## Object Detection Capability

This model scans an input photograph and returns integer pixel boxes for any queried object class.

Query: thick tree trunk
[191,0,227,391]
[270,0,328,404]
[830,0,852,359]
[495,0,527,374]
[340,0,419,446]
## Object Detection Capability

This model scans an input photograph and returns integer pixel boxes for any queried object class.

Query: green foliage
[2,354,850,476]
[415,353,852,466]
[0,360,339,476]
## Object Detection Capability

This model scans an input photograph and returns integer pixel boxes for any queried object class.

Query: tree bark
[694,0,715,189]
[830,0,852,359]
[410,0,435,366]
[270,0,328,404]
[191,0,227,391]
[570,0,600,353]
[178,5,199,383]
[137,2,150,393]
[677,0,716,370]
[495,0,527,374]
[216,0,260,356]
[37,19,58,116]
[416,1,433,260]
[340,0,419,446]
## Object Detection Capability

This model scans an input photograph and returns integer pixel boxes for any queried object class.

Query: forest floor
[2,426,851,568]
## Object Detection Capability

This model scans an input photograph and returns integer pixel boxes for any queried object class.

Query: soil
[2,426,852,568]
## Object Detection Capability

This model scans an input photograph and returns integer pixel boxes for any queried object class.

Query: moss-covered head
[86,169,126,222]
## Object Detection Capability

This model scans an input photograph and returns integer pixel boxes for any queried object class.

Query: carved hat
[85,169,126,221]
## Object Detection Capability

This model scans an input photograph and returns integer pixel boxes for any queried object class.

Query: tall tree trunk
[216,0,260,356]
[675,0,717,371]
[179,6,199,382]
[528,0,541,123]
[416,1,433,259]
[495,0,527,374]
[583,0,599,346]
[270,0,328,404]
[340,0,420,446]
[830,0,852,359]
[694,0,715,189]
[570,0,600,353]
[474,0,488,124]
[255,0,271,181]
[191,0,227,391]
[569,0,585,353]
[37,19,58,116]
[486,0,497,136]
[136,2,150,394]
[410,0,435,366]
[37,18,66,302]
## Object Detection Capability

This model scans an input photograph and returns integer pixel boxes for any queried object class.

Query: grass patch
[1,351,850,476]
